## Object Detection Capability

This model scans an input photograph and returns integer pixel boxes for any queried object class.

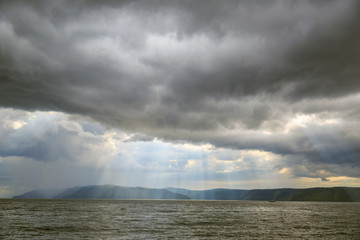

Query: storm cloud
[0,0,360,193]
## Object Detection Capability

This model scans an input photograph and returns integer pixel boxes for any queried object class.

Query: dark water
[1,199,359,239]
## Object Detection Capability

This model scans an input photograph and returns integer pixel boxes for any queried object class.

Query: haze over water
[1,199,359,239]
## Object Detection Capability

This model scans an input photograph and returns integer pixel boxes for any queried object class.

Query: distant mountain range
[13,185,190,200]
[13,185,360,202]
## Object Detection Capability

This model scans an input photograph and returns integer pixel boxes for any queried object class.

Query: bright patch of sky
[1,108,358,197]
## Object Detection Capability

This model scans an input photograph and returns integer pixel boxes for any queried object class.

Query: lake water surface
[1,199,359,239]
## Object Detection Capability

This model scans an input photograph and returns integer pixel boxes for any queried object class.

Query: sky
[1,0,360,197]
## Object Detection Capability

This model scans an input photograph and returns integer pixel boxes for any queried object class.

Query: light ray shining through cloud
[1,0,360,197]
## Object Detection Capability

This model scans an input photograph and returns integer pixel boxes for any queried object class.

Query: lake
[1,199,359,239]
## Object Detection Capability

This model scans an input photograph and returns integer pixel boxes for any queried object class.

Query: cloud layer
[0,0,360,194]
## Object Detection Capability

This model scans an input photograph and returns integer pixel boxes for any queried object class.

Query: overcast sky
[1,0,360,197]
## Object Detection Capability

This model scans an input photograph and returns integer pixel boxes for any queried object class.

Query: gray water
[1,199,359,239]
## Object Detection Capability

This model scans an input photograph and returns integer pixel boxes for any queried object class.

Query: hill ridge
[13,185,360,202]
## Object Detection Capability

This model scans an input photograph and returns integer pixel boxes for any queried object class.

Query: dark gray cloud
[80,121,105,135]
[1,0,360,181]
